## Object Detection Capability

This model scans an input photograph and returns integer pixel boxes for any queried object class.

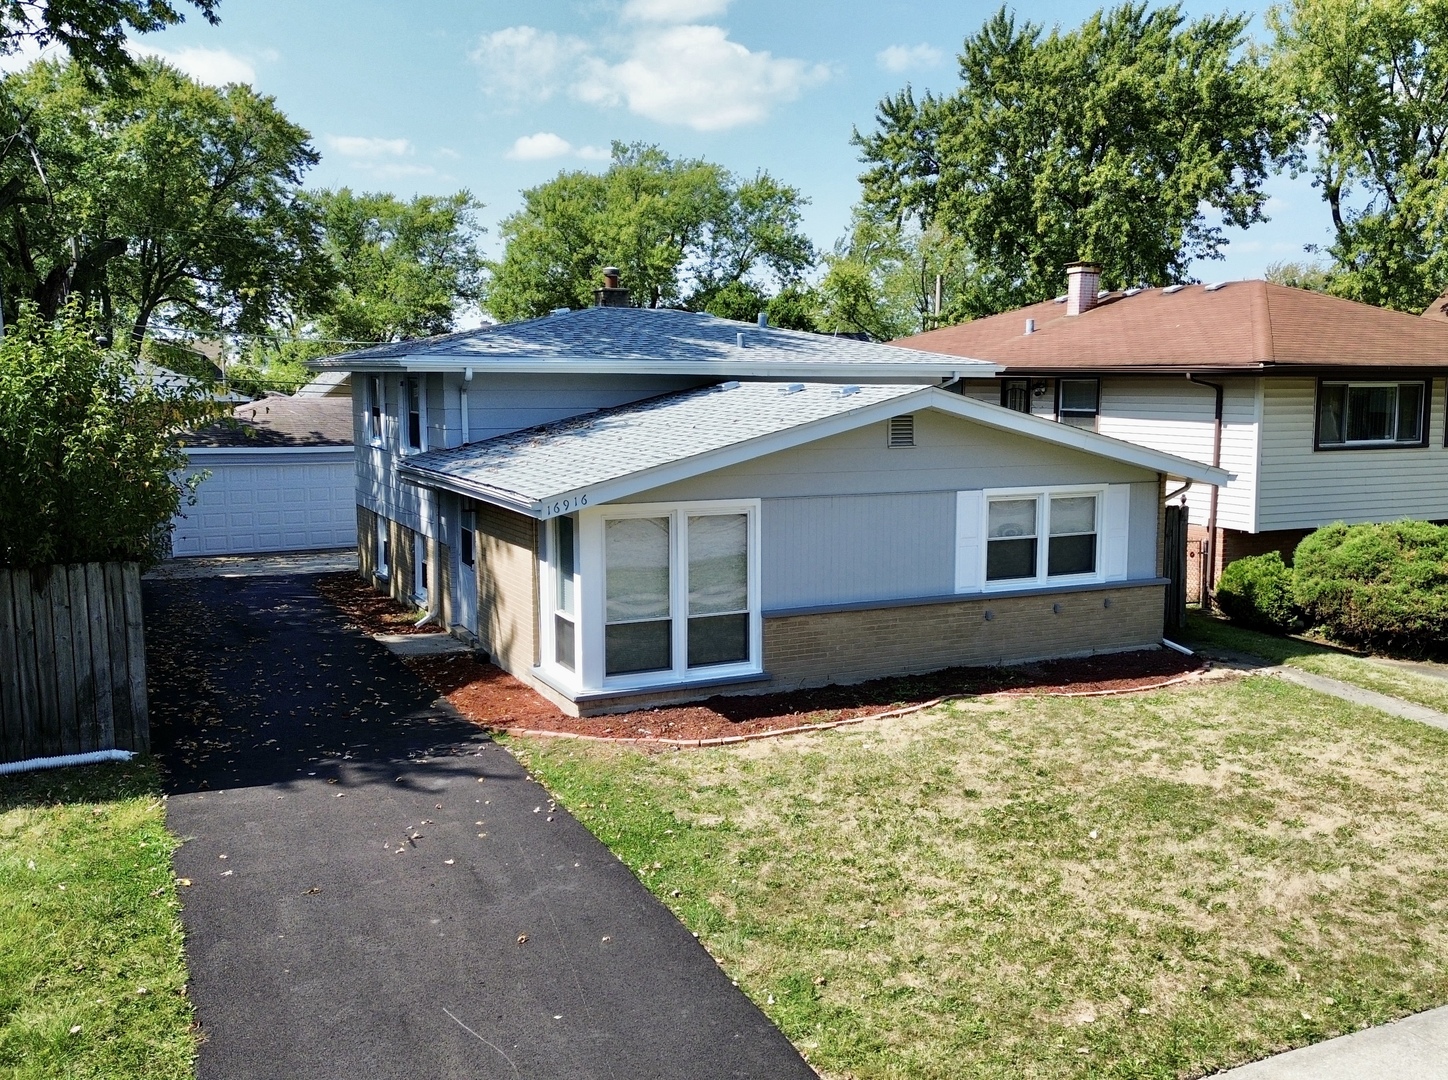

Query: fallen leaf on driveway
[304,887,321,895]
[177,878,192,887]
[517,933,529,945]
[444,859,455,865]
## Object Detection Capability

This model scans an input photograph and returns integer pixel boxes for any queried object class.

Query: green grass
[0,760,194,1079]
[1180,612,1448,714]
[509,677,1448,1080]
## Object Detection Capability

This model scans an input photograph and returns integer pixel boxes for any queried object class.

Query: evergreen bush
[1216,551,1300,632]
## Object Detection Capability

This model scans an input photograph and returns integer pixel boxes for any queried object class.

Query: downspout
[1186,373,1224,608]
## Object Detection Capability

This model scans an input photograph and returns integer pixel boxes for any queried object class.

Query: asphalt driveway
[145,573,815,1080]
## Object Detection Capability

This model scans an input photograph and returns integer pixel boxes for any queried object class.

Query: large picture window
[1316,380,1426,448]
[604,516,672,676]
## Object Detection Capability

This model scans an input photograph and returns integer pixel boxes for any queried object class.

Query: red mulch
[316,572,1207,745]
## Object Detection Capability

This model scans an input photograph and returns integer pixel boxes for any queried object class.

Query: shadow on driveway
[146,574,816,1080]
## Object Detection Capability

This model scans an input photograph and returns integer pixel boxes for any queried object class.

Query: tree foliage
[485,142,814,322]
[0,58,327,353]
[856,3,1294,317]
[0,0,218,82]
[1269,0,1448,311]
[0,306,216,569]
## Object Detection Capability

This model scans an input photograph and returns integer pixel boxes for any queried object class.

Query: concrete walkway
[1213,1005,1448,1078]
[144,548,357,580]
[1267,666,1448,731]
[144,574,815,1080]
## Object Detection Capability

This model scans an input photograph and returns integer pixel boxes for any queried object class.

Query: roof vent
[888,414,915,448]
[781,382,804,394]
[1053,294,1067,304]
[550,307,570,316]
[1204,280,1229,292]
[736,332,746,348]
[1024,318,1036,335]
[718,380,740,391]
[837,384,860,397]
[1123,287,1144,297]
[757,311,768,327]
[1162,283,1187,295]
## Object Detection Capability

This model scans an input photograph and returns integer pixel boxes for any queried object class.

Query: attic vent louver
[1204,281,1228,292]
[888,414,915,448]
[1162,284,1187,295]
[837,384,860,397]
[781,383,805,394]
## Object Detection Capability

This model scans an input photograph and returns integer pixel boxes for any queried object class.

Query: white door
[454,506,479,633]
[171,449,358,557]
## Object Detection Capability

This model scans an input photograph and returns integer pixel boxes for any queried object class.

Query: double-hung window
[376,517,390,578]
[367,374,384,445]
[1056,378,1100,430]
[413,531,428,602]
[551,516,579,672]
[1316,380,1426,449]
[955,485,1131,593]
[405,375,425,452]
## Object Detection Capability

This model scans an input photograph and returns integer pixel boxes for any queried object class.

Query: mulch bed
[316,572,1207,745]
[316,572,433,635]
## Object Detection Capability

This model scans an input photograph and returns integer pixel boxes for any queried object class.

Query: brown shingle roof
[181,392,354,448]
[897,280,1448,372]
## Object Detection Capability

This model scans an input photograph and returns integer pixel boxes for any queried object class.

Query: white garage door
[171,448,357,557]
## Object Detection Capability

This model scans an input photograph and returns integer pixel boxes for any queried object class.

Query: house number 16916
[543,494,588,517]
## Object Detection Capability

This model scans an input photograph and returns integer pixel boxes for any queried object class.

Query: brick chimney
[1065,261,1103,316]
[594,266,631,308]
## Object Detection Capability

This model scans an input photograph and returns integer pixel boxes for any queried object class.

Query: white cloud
[470,25,590,101]
[576,25,830,131]
[129,44,257,85]
[506,132,610,162]
[324,135,413,158]
[876,43,944,73]
[622,0,731,22]
[436,147,462,160]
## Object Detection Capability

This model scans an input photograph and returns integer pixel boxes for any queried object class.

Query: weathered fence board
[0,563,149,764]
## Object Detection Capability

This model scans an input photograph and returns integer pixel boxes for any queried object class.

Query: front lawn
[510,676,1448,1079]
[0,760,194,1079]
[1181,612,1448,715]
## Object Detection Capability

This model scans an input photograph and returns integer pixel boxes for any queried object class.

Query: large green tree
[856,3,1295,317]
[0,0,218,81]
[485,142,814,322]
[1269,0,1448,311]
[0,58,328,352]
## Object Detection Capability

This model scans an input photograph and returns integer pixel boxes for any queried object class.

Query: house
[898,263,1448,588]
[308,284,1224,716]
[172,382,357,557]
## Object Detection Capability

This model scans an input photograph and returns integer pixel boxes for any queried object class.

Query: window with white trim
[376,517,390,578]
[955,486,1131,592]
[405,375,426,452]
[1056,378,1099,430]
[367,374,383,445]
[552,515,578,671]
[413,530,428,602]
[1316,379,1426,448]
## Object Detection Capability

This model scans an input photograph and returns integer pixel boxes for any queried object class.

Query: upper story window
[1317,380,1426,449]
[1001,378,1031,413]
[1057,378,1100,430]
[367,374,383,445]
[405,376,426,452]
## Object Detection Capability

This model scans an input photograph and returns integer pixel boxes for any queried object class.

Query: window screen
[687,514,749,668]
[605,517,672,675]
[1318,381,1425,447]
[1048,495,1097,576]
[406,376,423,450]
[986,498,1038,581]
[1057,379,1099,429]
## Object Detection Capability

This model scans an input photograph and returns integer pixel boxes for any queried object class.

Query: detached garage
[172,388,357,557]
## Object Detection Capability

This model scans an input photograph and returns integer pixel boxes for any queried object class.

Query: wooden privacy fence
[0,562,148,765]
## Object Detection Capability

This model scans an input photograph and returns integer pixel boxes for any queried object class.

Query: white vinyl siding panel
[1095,376,1259,531]
[1257,376,1448,530]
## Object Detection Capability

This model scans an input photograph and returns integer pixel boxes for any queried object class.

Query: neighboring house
[310,281,1222,716]
[172,384,357,557]
[898,263,1448,586]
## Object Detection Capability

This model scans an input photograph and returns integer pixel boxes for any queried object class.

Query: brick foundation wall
[476,503,538,674]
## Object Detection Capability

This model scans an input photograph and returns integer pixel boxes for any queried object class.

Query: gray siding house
[312,299,1223,716]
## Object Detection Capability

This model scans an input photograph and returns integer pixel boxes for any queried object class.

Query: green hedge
[1216,551,1300,632]
[1292,520,1448,657]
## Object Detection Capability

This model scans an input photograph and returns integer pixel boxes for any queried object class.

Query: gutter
[1186,373,1225,607]
[306,356,997,381]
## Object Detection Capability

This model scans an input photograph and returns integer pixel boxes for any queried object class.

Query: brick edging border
[493,665,1212,749]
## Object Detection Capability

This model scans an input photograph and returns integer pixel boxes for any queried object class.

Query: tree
[856,3,1295,318]
[485,142,814,322]
[1265,259,1333,292]
[1269,0,1448,311]
[309,188,486,343]
[0,0,218,82]
[0,58,329,353]
[0,305,216,569]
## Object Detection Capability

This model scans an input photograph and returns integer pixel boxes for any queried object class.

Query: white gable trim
[400,386,1231,518]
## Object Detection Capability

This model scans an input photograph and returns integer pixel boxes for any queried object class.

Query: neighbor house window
[594,503,760,685]
[1316,380,1426,448]
[367,374,383,445]
[552,516,578,671]
[986,491,1099,584]
[1057,379,1100,430]
[376,517,390,578]
[405,375,425,452]
[1001,378,1031,413]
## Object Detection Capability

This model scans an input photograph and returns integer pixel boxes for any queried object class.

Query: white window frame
[539,515,581,680]
[403,375,427,454]
[412,530,428,602]
[1315,379,1427,449]
[955,483,1135,593]
[376,516,390,579]
[546,500,762,693]
[366,373,384,447]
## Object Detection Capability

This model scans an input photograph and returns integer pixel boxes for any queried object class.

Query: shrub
[1216,551,1300,632]
[1292,520,1448,656]
[0,308,217,570]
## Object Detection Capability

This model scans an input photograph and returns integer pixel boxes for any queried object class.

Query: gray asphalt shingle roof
[311,306,994,375]
[399,381,927,510]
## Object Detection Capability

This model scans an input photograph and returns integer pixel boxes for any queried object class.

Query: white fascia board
[923,390,1234,485]
[309,354,999,380]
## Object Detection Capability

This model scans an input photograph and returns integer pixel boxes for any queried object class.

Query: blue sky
[124,0,1330,284]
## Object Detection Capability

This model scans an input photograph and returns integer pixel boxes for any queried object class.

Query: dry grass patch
[510,676,1448,1080]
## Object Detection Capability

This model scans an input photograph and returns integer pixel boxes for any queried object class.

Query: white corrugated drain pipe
[0,749,134,776]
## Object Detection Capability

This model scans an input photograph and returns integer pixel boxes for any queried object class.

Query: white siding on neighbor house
[354,370,712,536]
[622,409,1162,611]
[956,377,1057,417]
[1256,377,1448,531]
[1095,376,1260,532]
